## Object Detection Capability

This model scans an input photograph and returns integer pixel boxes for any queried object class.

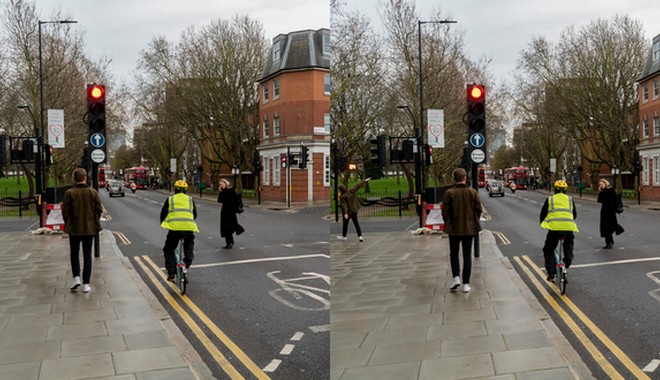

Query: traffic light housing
[467,84,485,133]
[424,144,433,165]
[300,145,309,169]
[288,152,298,167]
[281,154,287,168]
[253,150,263,173]
[86,84,106,164]
[370,135,386,165]
[44,144,53,166]
[402,139,414,162]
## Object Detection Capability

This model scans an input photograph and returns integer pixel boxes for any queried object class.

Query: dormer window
[653,40,660,61]
[323,33,331,57]
[273,40,281,61]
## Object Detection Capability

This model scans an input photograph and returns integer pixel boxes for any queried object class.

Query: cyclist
[539,180,579,281]
[160,180,199,282]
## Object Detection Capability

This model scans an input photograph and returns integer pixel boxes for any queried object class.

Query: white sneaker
[359,236,364,242]
[450,276,461,291]
[336,236,347,241]
[82,284,92,293]
[70,276,81,290]
[463,284,471,293]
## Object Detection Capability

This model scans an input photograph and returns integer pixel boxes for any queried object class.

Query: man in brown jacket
[441,168,482,293]
[62,167,103,293]
[337,177,370,242]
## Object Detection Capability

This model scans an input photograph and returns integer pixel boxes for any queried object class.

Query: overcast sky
[343,0,660,86]
[34,0,330,85]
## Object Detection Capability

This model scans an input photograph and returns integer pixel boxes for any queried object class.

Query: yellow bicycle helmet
[554,180,568,189]
[174,180,188,190]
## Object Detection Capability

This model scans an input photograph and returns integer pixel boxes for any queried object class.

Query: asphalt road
[481,188,660,379]
[100,189,330,379]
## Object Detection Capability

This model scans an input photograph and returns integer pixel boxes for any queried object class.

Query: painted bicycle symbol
[267,271,330,311]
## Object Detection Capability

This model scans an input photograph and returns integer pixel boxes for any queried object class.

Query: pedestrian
[62,167,103,293]
[597,179,621,249]
[160,180,199,282]
[441,168,482,293]
[217,178,242,249]
[337,177,370,242]
[539,180,578,281]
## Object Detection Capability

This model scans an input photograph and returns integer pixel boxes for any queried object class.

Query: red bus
[504,166,528,190]
[98,167,107,188]
[124,166,149,189]
[478,168,486,188]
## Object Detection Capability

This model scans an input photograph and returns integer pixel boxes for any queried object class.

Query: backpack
[615,192,624,214]
[235,192,244,214]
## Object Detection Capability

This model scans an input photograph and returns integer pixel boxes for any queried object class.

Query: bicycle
[554,237,567,295]
[173,238,188,295]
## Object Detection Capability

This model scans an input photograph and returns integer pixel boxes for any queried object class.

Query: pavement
[0,228,215,380]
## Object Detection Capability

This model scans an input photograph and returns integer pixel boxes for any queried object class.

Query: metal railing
[355,190,418,218]
[0,190,39,217]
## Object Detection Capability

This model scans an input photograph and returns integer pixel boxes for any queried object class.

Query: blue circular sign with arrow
[469,133,485,148]
[90,133,105,148]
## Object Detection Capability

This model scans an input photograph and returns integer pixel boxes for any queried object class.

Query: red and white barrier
[44,203,65,231]
[425,203,444,231]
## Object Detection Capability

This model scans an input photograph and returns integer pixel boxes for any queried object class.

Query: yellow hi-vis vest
[160,193,199,232]
[540,193,579,232]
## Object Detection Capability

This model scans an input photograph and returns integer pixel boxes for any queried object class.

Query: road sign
[469,133,485,148]
[90,149,106,164]
[47,109,65,148]
[427,109,445,148]
[470,149,485,164]
[89,133,105,148]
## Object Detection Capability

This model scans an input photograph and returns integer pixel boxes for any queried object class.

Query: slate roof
[258,28,330,82]
[639,33,660,82]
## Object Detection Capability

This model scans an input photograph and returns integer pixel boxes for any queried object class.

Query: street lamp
[17,105,37,131]
[417,19,456,227]
[38,19,77,194]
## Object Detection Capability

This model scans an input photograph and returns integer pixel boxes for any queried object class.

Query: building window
[324,153,330,187]
[273,156,281,186]
[654,40,660,62]
[263,157,271,185]
[273,40,281,61]
[643,84,649,102]
[263,84,269,103]
[323,33,331,57]
[643,118,649,137]
[273,79,280,99]
[643,156,649,185]
[655,117,660,136]
[324,74,331,95]
[263,116,269,138]
[274,113,281,136]
[324,113,330,133]
[654,80,659,99]
[655,156,660,186]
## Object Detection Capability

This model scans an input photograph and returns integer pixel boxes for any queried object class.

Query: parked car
[107,180,125,197]
[486,180,505,197]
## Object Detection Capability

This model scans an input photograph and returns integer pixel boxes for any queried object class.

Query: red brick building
[638,33,660,201]
[257,29,331,205]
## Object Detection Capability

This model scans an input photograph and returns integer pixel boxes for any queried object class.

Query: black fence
[355,190,418,218]
[0,190,39,217]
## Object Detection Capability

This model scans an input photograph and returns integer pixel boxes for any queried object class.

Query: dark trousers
[342,212,362,237]
[604,233,614,245]
[449,235,474,284]
[542,230,574,275]
[69,235,94,284]
[163,230,195,276]
[225,233,234,246]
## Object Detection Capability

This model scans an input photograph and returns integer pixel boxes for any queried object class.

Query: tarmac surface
[0,190,653,380]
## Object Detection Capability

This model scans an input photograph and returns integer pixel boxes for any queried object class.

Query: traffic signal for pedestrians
[370,135,386,165]
[44,144,53,166]
[288,152,298,167]
[281,154,287,168]
[253,150,262,173]
[467,84,485,134]
[402,139,414,162]
[300,145,309,169]
[425,144,433,165]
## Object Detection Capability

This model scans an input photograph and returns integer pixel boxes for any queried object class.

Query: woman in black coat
[218,178,239,249]
[597,179,619,249]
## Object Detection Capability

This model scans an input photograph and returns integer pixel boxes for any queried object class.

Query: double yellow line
[134,255,270,380]
[515,255,650,380]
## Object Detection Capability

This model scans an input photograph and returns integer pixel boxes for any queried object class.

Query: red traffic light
[468,85,484,100]
[88,85,104,100]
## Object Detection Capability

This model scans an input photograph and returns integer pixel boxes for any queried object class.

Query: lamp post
[417,19,456,227]
[39,19,77,194]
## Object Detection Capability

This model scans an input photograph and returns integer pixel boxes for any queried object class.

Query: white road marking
[643,358,660,373]
[279,344,295,355]
[181,254,329,269]
[309,324,330,333]
[263,359,281,372]
[291,332,304,341]
[571,257,660,269]
[282,244,294,248]
[647,271,660,285]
